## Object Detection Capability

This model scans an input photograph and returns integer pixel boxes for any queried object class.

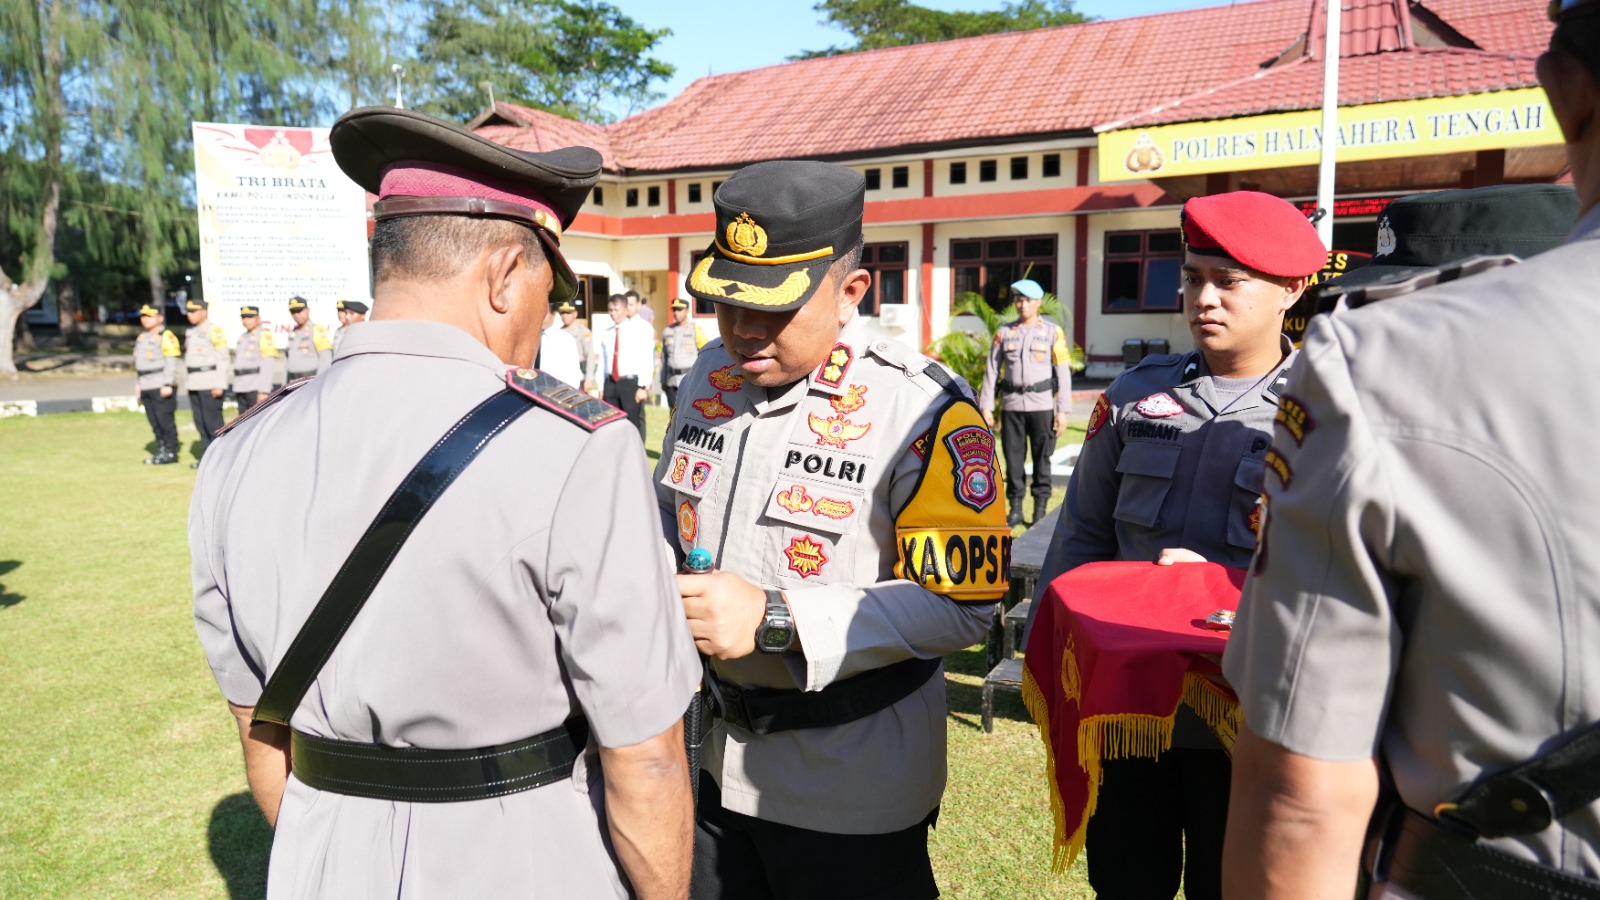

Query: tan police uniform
[978,313,1073,523]
[660,305,707,411]
[286,312,332,379]
[134,314,181,463]
[184,304,232,454]
[559,303,594,385]
[1226,204,1600,888]
[232,319,276,412]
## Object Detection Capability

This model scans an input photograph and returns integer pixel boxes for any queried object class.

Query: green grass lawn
[0,407,1089,898]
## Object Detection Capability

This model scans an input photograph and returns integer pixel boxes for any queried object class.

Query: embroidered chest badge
[678,501,698,542]
[1274,394,1315,446]
[829,384,868,414]
[808,412,871,449]
[815,344,853,389]
[691,461,713,492]
[692,392,734,421]
[910,429,932,459]
[812,497,855,520]
[777,484,814,514]
[945,425,999,513]
[670,454,689,484]
[784,535,829,579]
[708,365,744,392]
[1136,392,1184,418]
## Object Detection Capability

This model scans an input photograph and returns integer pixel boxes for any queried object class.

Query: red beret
[1181,191,1326,278]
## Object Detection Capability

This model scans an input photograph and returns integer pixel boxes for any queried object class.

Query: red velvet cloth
[1021,560,1245,871]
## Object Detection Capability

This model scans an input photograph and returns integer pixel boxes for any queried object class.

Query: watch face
[760,627,791,649]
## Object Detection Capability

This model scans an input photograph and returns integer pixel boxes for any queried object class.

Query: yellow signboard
[1098,88,1558,183]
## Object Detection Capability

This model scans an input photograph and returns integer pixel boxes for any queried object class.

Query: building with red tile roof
[469,0,1563,376]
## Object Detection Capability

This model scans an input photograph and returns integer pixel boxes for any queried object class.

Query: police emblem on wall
[945,425,998,512]
[1123,132,1164,175]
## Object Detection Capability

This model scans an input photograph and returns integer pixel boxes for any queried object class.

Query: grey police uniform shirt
[285,321,331,377]
[191,320,701,898]
[978,319,1074,414]
[654,315,997,834]
[563,321,594,383]
[231,327,274,395]
[1225,206,1600,878]
[133,329,177,391]
[184,321,232,392]
[661,321,702,388]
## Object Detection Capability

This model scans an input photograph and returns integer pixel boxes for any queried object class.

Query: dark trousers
[140,389,177,449]
[691,776,939,900]
[189,390,226,453]
[1085,749,1231,900]
[1001,409,1056,505]
[604,375,647,443]
[664,384,680,413]
[235,391,260,414]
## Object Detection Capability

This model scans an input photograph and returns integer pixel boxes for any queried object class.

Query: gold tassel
[1022,666,1076,874]
[1181,673,1242,754]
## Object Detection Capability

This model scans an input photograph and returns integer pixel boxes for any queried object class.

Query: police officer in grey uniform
[978,278,1073,527]
[191,107,697,900]
[133,302,180,464]
[660,297,705,412]
[665,160,1011,899]
[1029,190,1329,900]
[184,297,232,466]
[284,296,332,380]
[1223,6,1600,897]
[332,298,368,350]
[232,305,277,413]
[558,300,595,392]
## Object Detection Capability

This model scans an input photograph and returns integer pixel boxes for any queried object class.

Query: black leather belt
[709,656,940,735]
[1368,805,1600,899]
[187,364,217,373]
[234,367,260,375]
[286,369,316,378]
[136,367,165,375]
[999,378,1053,395]
[669,366,691,375]
[291,716,590,803]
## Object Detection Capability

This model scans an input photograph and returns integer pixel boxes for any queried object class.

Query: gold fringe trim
[1181,672,1242,754]
[1021,665,1074,875]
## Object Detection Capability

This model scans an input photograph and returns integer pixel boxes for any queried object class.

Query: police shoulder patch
[210,324,228,348]
[893,398,1011,603]
[260,330,279,357]
[312,324,332,352]
[506,367,627,431]
[1085,393,1111,440]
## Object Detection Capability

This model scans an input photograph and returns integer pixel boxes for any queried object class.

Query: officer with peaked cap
[660,297,707,413]
[1223,4,1600,896]
[283,296,332,379]
[558,300,596,392]
[183,296,232,466]
[1028,190,1327,900]
[978,277,1073,527]
[332,298,369,350]
[133,302,180,464]
[191,106,698,899]
[664,160,1011,898]
[231,305,277,414]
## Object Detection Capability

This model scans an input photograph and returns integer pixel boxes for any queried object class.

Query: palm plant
[926,292,1086,406]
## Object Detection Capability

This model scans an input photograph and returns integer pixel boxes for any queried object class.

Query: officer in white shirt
[597,292,654,442]
[538,307,584,389]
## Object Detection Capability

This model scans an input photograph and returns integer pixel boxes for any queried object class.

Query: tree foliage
[798,0,1089,58]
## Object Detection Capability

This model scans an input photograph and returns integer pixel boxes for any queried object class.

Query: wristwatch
[755,589,795,654]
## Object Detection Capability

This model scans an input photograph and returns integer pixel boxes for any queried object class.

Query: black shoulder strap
[919,363,964,398]
[253,388,536,726]
[1437,718,1600,839]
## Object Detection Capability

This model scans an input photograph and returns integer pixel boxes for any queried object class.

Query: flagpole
[1316,0,1342,249]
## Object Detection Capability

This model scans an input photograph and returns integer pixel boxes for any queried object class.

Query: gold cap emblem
[726,212,767,257]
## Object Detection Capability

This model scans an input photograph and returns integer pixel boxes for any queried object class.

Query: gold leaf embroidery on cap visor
[690,256,812,308]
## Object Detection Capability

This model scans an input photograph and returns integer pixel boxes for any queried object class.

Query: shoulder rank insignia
[161,330,181,356]
[312,323,332,352]
[214,377,315,439]
[210,325,228,348]
[814,343,853,390]
[506,367,626,431]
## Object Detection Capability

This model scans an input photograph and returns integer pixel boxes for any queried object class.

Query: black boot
[145,443,178,465]
[1006,498,1023,528]
[1032,498,1049,527]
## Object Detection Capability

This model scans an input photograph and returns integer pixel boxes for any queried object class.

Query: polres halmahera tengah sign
[1097,88,1559,183]
[192,123,370,347]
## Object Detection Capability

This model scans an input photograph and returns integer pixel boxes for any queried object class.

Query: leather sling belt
[254,388,589,803]
[999,377,1053,395]
[1364,719,1600,898]
[706,656,940,735]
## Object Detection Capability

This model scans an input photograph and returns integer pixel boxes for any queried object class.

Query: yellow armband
[260,330,278,357]
[694,323,708,349]
[1051,326,1071,366]
[894,399,1011,602]
[210,325,228,349]
[312,324,331,352]
[160,330,181,356]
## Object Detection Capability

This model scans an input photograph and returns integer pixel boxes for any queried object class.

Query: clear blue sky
[614,0,1215,110]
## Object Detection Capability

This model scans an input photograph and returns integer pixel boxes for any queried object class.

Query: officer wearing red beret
[1028,190,1325,900]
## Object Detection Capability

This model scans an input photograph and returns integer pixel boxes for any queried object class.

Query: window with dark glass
[593,186,604,205]
[688,183,702,203]
[647,185,660,207]
[864,168,881,191]
[626,188,639,208]
[711,181,723,195]
[951,235,1057,311]
[891,165,909,189]
[1103,229,1183,314]
[1042,153,1061,177]
[950,161,967,184]
[1010,157,1028,180]
[979,160,997,182]
[858,242,908,317]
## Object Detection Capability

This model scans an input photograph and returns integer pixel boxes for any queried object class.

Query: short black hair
[1554,10,1600,87]
[371,215,544,284]
[624,290,641,301]
[607,293,625,306]
[829,237,866,287]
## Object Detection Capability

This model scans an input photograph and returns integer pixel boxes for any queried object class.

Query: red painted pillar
[668,236,680,302]
[920,222,935,350]
[667,178,677,215]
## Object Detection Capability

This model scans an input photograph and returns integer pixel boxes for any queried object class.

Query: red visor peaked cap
[1181,191,1326,278]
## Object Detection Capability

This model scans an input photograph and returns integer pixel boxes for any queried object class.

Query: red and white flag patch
[1136,392,1184,418]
